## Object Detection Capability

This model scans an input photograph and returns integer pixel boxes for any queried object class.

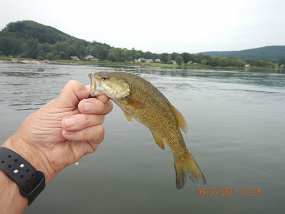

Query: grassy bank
[1,56,283,72]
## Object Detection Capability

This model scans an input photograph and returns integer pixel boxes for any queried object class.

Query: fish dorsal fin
[152,132,165,150]
[123,110,133,123]
[171,105,188,133]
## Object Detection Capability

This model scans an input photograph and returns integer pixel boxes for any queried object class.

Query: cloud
[0,0,284,52]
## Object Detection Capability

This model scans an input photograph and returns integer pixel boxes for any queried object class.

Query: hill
[0,21,284,70]
[0,20,111,60]
[2,20,78,44]
[203,46,285,61]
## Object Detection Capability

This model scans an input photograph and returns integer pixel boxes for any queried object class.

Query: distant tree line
[0,21,282,70]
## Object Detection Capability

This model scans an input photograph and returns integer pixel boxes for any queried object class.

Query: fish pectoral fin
[171,105,188,133]
[127,98,144,109]
[123,110,133,123]
[152,132,165,150]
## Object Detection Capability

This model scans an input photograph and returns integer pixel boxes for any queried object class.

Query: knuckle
[84,114,105,126]
[67,80,79,86]
[95,125,105,142]
[80,125,105,142]
[106,101,113,113]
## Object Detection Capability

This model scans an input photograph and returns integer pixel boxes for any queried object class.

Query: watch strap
[0,147,45,205]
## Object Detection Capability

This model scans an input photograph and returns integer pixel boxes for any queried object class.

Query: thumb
[58,80,90,106]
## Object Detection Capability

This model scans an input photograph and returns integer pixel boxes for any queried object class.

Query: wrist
[2,136,55,183]
[0,171,28,212]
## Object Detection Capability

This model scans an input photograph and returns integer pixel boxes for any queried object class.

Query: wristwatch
[0,147,45,205]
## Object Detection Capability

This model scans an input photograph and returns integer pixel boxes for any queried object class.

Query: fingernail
[83,102,93,112]
[64,117,76,128]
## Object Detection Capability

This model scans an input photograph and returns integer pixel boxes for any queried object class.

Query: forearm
[0,137,53,214]
[0,171,27,214]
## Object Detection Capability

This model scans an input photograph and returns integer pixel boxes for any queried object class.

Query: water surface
[0,61,284,214]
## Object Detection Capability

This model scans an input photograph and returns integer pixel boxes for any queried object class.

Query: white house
[85,55,95,60]
[70,56,80,60]
[136,58,154,63]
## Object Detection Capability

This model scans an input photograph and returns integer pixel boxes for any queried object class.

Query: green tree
[182,52,191,63]
[175,55,184,65]
[23,38,39,58]
[108,48,123,62]
[159,53,169,63]
[0,36,22,55]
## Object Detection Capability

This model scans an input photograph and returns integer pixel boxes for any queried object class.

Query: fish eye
[102,75,109,81]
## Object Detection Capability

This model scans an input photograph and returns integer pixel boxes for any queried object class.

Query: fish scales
[89,71,206,188]
[114,73,175,138]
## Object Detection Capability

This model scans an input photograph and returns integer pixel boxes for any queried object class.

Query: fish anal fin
[171,105,188,133]
[123,110,133,123]
[152,132,165,150]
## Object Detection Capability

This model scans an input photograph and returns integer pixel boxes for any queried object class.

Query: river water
[0,61,284,214]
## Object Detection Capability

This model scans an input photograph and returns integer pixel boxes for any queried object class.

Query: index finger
[58,80,90,106]
[96,94,110,104]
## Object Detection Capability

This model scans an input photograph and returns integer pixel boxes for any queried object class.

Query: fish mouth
[88,73,93,86]
[88,73,99,97]
[88,73,92,80]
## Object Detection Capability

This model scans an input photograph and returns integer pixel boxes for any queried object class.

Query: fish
[88,71,206,188]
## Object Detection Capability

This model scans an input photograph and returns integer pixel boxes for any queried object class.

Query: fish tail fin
[174,151,206,189]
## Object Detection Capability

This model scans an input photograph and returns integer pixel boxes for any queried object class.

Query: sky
[0,0,284,53]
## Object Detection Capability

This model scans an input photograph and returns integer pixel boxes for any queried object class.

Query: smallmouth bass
[89,71,206,188]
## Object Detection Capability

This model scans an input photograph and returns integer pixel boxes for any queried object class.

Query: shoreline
[0,57,283,73]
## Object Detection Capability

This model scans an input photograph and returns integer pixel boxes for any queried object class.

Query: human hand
[2,80,113,182]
